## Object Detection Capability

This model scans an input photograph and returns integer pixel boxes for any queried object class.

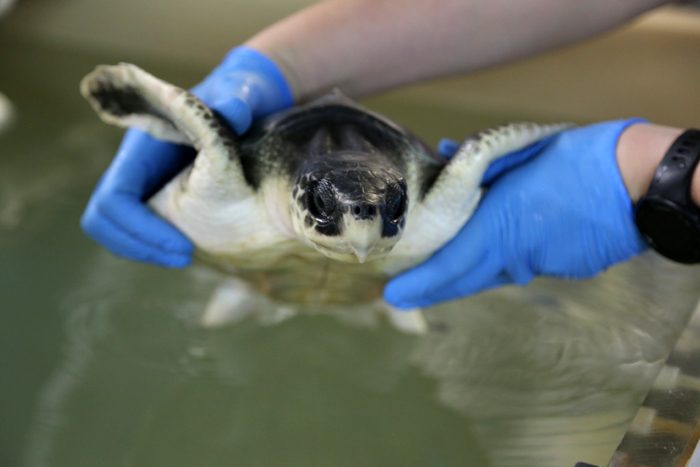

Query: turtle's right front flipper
[80,63,252,198]
[385,122,570,274]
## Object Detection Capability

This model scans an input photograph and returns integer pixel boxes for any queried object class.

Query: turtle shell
[236,93,444,196]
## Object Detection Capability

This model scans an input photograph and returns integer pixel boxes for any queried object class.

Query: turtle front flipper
[80,63,252,198]
[385,122,571,273]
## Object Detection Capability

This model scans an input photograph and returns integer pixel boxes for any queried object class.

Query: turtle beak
[344,215,381,264]
[350,242,371,263]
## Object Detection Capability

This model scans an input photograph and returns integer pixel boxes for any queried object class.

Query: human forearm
[617,123,700,206]
[246,0,669,101]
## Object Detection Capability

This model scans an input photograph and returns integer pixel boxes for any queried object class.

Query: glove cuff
[217,46,294,116]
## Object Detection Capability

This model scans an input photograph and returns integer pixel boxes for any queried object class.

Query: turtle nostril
[352,204,376,219]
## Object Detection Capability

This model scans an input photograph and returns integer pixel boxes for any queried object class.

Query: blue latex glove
[81,47,293,267]
[385,119,648,309]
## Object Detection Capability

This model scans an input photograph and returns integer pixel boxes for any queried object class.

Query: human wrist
[616,123,685,203]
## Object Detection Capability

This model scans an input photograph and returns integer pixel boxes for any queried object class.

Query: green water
[2,38,699,467]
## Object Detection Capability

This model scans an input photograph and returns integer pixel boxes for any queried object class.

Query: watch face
[635,198,700,264]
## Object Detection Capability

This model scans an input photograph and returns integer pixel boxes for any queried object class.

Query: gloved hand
[81,47,293,267]
[385,119,648,309]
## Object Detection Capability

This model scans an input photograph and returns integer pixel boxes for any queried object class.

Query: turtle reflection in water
[80,64,567,333]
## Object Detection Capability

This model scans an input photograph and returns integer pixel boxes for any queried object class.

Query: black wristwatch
[635,129,700,264]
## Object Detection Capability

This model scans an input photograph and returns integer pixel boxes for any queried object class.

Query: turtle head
[290,152,407,263]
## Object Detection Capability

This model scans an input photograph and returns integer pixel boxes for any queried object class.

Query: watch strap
[635,128,700,263]
[646,129,700,207]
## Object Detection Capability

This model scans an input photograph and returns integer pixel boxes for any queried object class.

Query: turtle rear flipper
[80,63,251,197]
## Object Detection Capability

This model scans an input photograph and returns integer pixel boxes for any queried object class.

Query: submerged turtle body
[80,63,569,318]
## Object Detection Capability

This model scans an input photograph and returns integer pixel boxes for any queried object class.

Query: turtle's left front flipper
[387,123,571,273]
[80,63,251,199]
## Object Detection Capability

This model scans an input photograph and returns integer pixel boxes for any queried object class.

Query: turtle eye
[384,182,407,224]
[307,179,337,222]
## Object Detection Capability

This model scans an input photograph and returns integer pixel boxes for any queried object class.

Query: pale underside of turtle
[80,63,568,333]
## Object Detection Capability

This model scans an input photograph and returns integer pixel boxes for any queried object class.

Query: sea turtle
[80,63,568,333]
